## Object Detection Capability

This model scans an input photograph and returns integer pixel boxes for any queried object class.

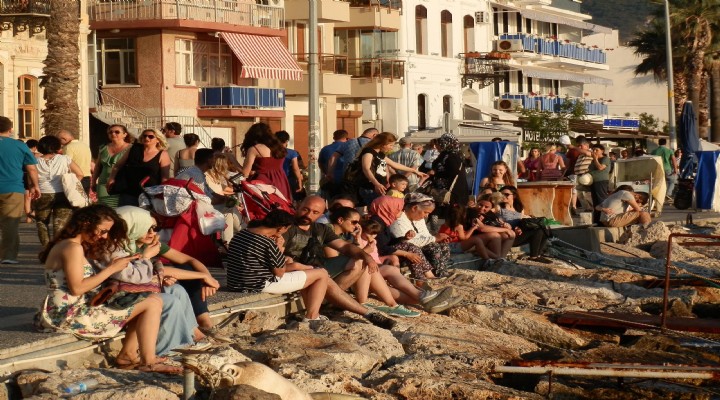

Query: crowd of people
[0,116,662,375]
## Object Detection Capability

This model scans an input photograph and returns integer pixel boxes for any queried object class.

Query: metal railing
[146,116,213,147]
[500,93,608,115]
[292,53,348,74]
[0,0,50,15]
[348,0,401,10]
[88,0,285,30]
[347,58,404,81]
[498,34,607,64]
[96,89,149,130]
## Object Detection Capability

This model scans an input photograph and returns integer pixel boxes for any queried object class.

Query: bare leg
[196,312,213,329]
[500,231,516,258]
[299,268,329,319]
[118,294,163,364]
[380,265,421,304]
[479,232,502,258]
[324,279,368,316]
[461,236,496,259]
[367,271,398,306]
[334,259,364,291]
[379,254,400,267]
[353,268,372,304]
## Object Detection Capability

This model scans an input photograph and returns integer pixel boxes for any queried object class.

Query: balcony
[500,94,608,115]
[0,0,51,36]
[346,58,404,98]
[460,52,514,89]
[88,0,285,34]
[496,34,607,69]
[197,86,285,118]
[285,53,351,96]
[285,0,350,22]
[335,0,401,31]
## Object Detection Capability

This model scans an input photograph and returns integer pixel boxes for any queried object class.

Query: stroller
[230,176,295,223]
[138,178,224,269]
[674,159,696,210]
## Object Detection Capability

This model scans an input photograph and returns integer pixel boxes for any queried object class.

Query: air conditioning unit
[496,99,523,111]
[475,11,490,24]
[496,39,524,52]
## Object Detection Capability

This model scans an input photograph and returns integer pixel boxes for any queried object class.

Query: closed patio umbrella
[678,101,700,178]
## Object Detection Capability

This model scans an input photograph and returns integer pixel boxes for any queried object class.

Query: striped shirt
[574,155,593,175]
[226,229,285,292]
[389,148,422,186]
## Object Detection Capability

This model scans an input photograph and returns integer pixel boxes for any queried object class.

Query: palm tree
[40,0,81,137]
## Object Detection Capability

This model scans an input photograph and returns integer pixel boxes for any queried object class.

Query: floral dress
[36,264,140,339]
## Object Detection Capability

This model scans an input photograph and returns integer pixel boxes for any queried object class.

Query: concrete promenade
[0,206,717,375]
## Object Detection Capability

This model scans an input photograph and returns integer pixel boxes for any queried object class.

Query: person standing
[589,144,611,224]
[161,122,184,177]
[327,127,379,179]
[91,124,132,207]
[240,123,292,201]
[319,129,348,198]
[389,137,423,191]
[275,130,305,201]
[57,130,92,194]
[651,138,678,200]
[0,117,40,264]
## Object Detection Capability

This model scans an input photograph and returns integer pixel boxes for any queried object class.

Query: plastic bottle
[62,378,99,394]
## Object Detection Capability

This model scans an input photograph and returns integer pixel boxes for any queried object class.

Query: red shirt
[565,147,581,177]
[438,224,461,243]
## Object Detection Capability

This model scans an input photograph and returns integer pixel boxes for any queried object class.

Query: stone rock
[213,384,282,400]
[619,221,670,248]
[450,304,588,349]
[374,373,543,400]
[228,310,287,336]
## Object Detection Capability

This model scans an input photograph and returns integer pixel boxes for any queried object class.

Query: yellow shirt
[387,189,405,199]
[63,140,92,177]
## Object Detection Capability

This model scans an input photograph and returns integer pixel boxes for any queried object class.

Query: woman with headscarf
[429,133,468,218]
[116,206,227,345]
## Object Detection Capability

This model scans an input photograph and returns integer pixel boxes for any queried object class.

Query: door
[336,110,361,138]
[293,115,309,163]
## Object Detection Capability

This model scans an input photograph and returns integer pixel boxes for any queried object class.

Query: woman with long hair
[36,204,180,373]
[107,128,171,206]
[496,186,550,263]
[479,160,515,190]
[92,124,133,207]
[522,147,542,182]
[205,153,241,245]
[240,122,292,201]
[175,133,200,176]
[33,135,85,245]
[352,132,425,207]
[539,143,565,181]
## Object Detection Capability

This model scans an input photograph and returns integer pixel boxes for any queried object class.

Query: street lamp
[308,0,321,194]
[664,0,677,149]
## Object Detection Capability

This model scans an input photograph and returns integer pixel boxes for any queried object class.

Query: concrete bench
[551,225,624,253]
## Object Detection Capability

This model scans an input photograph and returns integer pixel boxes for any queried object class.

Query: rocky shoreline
[11,221,720,399]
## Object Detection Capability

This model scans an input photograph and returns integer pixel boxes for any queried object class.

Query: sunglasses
[109,130,123,134]
[349,220,360,225]
[148,225,161,233]
[142,134,155,140]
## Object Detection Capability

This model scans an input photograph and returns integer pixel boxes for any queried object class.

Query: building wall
[583,30,669,122]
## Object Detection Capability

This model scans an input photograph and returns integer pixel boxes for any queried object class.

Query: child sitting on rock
[438,205,495,258]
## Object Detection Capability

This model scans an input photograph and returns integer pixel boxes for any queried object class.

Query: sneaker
[384,305,421,318]
[421,287,455,310]
[428,295,464,314]
[418,290,439,305]
[363,311,397,330]
[199,326,233,344]
[174,339,213,353]
[0,260,18,264]
[301,315,330,323]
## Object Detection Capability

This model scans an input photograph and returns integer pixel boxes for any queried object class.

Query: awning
[220,33,302,81]
[463,103,520,121]
[521,10,612,34]
[520,65,613,85]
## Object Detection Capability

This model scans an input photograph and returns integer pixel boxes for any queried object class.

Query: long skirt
[156,285,198,355]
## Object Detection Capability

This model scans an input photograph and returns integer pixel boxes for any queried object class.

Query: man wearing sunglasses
[162,122,184,177]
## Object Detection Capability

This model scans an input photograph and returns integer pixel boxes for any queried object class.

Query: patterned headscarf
[436,132,461,154]
[404,192,434,205]
[116,206,154,253]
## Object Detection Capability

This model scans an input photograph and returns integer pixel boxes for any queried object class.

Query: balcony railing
[460,52,513,89]
[88,0,285,30]
[349,0,401,10]
[347,58,404,81]
[498,34,607,64]
[293,53,349,74]
[0,0,50,15]
[501,93,608,115]
[200,86,285,109]
[0,0,51,35]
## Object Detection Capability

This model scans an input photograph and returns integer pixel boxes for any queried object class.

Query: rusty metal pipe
[495,365,720,380]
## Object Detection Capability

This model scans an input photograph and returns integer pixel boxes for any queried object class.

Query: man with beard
[282,195,396,329]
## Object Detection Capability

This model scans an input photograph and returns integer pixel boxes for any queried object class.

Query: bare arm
[159,150,171,182]
[291,157,303,191]
[91,156,102,189]
[69,160,84,180]
[329,238,379,274]
[25,165,40,199]
[386,158,425,177]
[241,148,257,178]
[63,244,140,296]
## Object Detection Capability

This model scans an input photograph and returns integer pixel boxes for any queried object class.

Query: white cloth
[388,212,436,247]
[37,154,71,193]
[598,190,635,223]
[610,155,666,213]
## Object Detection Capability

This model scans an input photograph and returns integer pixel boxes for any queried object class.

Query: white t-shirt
[598,190,635,222]
[36,154,71,194]
[388,212,436,247]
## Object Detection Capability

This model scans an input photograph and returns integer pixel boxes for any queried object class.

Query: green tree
[41,0,81,137]
[520,97,586,145]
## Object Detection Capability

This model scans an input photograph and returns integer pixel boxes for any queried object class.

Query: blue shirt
[283,148,299,178]
[335,137,371,180]
[319,141,345,182]
[0,137,37,194]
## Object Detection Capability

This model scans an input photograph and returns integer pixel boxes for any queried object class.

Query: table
[517,181,574,226]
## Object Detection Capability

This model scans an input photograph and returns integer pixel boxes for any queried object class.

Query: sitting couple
[36,205,223,374]
[225,196,461,325]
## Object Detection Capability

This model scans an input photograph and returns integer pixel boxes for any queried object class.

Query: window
[492,7,499,36]
[175,39,233,86]
[502,9,509,34]
[463,15,474,53]
[517,71,524,93]
[17,75,36,139]
[443,95,452,115]
[516,12,523,33]
[440,11,452,57]
[417,94,427,130]
[415,6,427,55]
[97,38,136,85]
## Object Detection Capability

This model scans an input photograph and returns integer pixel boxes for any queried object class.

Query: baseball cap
[559,135,571,145]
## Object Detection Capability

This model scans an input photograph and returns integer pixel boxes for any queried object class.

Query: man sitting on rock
[595,185,651,229]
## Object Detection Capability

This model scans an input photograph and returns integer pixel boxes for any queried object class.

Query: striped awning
[520,65,613,86]
[220,33,302,81]
[521,10,612,34]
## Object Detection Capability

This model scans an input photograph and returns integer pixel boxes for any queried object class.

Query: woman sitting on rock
[226,209,330,322]
[471,194,517,260]
[437,205,496,259]
[496,186,551,264]
[35,204,181,374]
[479,160,515,190]
[388,193,453,278]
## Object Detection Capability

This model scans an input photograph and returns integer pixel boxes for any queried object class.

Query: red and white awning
[220,32,302,81]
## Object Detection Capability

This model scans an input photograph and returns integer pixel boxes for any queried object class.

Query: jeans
[665,172,677,197]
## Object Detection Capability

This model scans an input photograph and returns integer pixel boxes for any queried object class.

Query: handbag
[61,173,89,207]
[89,281,119,307]
[195,201,226,235]
[426,162,463,206]
[117,275,162,294]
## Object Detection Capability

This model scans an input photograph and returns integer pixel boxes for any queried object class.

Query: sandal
[137,362,183,375]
